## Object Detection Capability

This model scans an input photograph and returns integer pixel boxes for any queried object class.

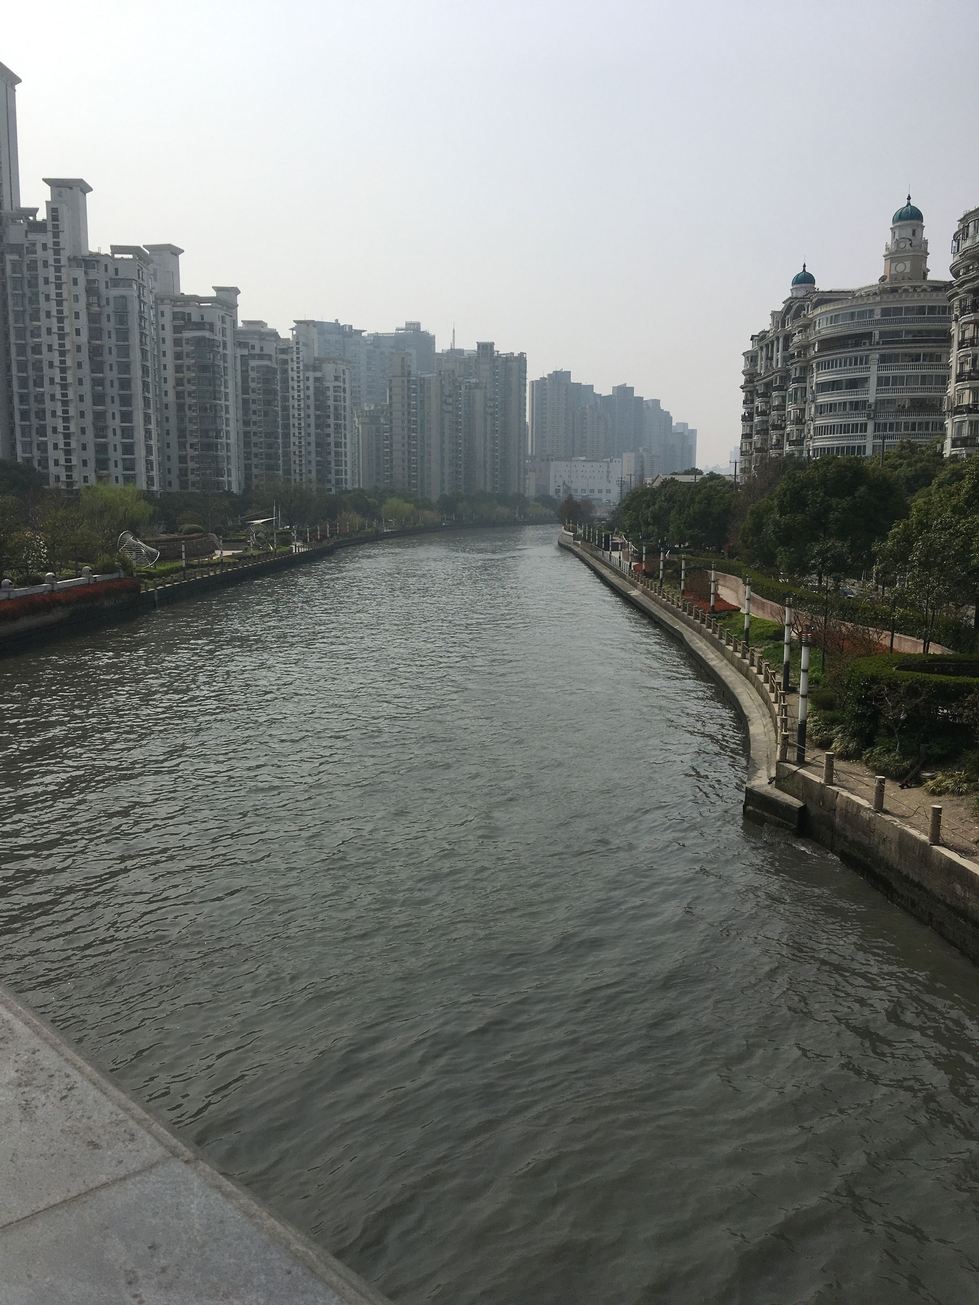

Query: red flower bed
[0,578,140,624]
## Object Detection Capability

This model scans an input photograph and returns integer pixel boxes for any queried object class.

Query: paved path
[792,733,979,862]
[0,986,389,1305]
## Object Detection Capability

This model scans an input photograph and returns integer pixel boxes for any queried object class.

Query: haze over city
[5,0,977,465]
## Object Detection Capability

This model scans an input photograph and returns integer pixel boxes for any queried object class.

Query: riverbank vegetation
[570,442,979,791]
[599,443,979,656]
[0,461,555,583]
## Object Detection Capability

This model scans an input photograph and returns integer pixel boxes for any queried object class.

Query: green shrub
[831,730,866,760]
[923,771,978,796]
[807,709,841,748]
[862,742,913,779]
[178,522,205,535]
[809,687,837,710]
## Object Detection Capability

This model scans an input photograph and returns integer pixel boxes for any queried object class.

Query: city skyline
[5,0,978,465]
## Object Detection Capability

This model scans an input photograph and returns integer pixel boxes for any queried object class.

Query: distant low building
[550,453,645,509]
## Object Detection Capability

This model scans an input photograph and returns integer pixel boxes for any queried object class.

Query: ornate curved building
[946,206,979,458]
[741,199,951,474]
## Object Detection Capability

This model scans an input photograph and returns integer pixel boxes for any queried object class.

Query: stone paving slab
[0,986,390,1305]
[0,1158,357,1305]
[0,999,167,1228]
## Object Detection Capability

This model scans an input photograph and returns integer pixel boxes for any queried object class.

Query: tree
[876,457,979,647]
[739,456,905,581]
[78,484,153,555]
[558,494,594,524]
[672,474,736,551]
[0,458,46,503]
[881,439,945,501]
[37,498,100,574]
[0,494,28,579]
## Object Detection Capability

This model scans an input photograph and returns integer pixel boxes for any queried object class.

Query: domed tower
[884,195,928,282]
[789,263,816,298]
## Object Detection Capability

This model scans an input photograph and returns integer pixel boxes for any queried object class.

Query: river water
[2,526,977,1304]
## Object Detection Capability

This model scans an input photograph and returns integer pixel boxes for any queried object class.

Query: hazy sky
[5,0,979,464]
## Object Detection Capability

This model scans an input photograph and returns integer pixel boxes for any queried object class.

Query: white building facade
[148,246,242,494]
[741,199,951,474]
[548,455,638,509]
[0,177,163,489]
[946,205,979,459]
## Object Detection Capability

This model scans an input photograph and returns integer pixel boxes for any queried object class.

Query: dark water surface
[2,526,977,1304]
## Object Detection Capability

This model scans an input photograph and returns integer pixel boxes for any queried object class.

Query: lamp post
[742,577,752,655]
[782,598,793,693]
[659,546,665,594]
[680,554,686,597]
[796,632,811,764]
[709,564,717,614]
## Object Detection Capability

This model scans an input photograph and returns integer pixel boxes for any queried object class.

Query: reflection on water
[2,526,977,1304]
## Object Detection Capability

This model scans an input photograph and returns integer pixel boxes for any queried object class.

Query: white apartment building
[946,205,979,458]
[742,199,951,474]
[291,322,356,492]
[530,369,606,460]
[0,62,20,212]
[236,320,291,487]
[357,342,527,500]
[147,246,242,494]
[309,318,435,411]
[0,177,162,489]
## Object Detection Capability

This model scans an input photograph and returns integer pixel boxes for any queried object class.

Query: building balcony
[953,403,979,416]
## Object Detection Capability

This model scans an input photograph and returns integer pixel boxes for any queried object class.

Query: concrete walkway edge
[0,983,392,1305]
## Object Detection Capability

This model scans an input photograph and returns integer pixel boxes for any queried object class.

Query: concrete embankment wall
[560,533,979,962]
[0,581,141,654]
[558,535,802,831]
[776,765,979,962]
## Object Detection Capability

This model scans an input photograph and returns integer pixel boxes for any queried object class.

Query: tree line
[0,463,556,581]
[565,442,979,648]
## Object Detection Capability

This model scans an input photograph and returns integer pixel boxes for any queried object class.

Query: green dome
[791,263,815,287]
[893,194,923,223]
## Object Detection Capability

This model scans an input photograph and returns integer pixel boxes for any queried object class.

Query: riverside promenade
[560,531,979,963]
[0,986,390,1305]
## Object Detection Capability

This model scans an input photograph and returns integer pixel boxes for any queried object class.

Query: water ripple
[1,526,977,1305]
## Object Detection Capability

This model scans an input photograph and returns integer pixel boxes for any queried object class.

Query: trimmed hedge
[840,652,979,755]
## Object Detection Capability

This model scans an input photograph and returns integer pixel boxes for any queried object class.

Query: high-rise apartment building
[946,206,979,459]
[291,322,356,492]
[237,320,291,487]
[603,384,645,458]
[741,199,951,475]
[0,62,20,212]
[528,368,687,488]
[0,177,162,488]
[530,369,608,460]
[359,341,527,499]
[307,318,435,410]
[146,246,242,494]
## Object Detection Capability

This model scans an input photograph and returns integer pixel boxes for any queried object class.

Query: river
[2,525,977,1304]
